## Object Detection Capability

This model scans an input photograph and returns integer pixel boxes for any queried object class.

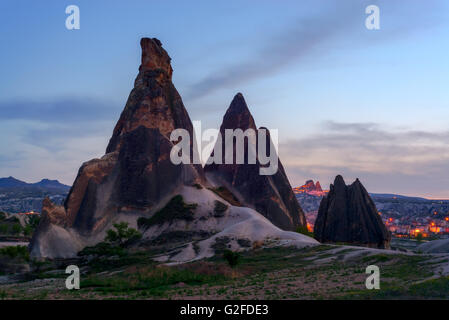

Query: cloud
[186,0,444,100]
[280,121,449,198]
[0,97,121,123]
[0,98,119,184]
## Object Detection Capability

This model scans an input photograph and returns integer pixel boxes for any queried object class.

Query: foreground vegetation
[0,212,40,238]
[1,242,449,300]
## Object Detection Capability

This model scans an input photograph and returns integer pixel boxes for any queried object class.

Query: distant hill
[0,177,70,191]
[369,193,428,202]
[0,177,70,213]
[0,177,28,188]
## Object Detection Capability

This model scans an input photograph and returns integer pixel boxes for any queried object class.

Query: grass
[1,243,448,300]
[408,276,449,298]
[80,264,230,297]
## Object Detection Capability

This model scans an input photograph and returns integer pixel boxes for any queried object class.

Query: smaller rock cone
[314,175,391,249]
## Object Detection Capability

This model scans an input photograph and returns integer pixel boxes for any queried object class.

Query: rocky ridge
[29,38,315,260]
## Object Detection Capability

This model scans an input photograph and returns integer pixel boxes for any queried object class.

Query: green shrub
[78,242,126,257]
[11,223,22,235]
[213,200,228,217]
[105,222,141,247]
[212,236,231,254]
[416,233,423,243]
[237,238,251,248]
[27,215,40,229]
[23,225,33,237]
[223,249,241,268]
[209,187,241,206]
[295,225,313,238]
[0,212,6,221]
[0,245,30,261]
[0,224,8,234]
[137,195,197,230]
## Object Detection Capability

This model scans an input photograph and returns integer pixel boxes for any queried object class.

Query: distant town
[294,180,449,240]
[2,176,449,241]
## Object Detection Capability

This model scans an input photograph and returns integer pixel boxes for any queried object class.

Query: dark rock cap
[139,38,173,77]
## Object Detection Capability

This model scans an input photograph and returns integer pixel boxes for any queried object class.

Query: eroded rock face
[29,39,310,259]
[30,38,203,257]
[29,197,81,258]
[204,93,306,231]
[314,175,391,249]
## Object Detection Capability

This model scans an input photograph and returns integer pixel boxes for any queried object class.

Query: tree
[27,215,40,229]
[105,222,141,247]
[295,225,314,238]
[416,233,423,243]
[23,225,33,236]
[11,223,22,235]
[223,249,241,268]
[0,224,8,234]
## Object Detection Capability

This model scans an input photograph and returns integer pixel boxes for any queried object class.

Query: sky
[0,0,449,198]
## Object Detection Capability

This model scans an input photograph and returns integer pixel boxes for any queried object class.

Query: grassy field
[1,244,449,300]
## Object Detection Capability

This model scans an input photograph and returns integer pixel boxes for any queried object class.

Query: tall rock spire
[314,175,391,249]
[30,38,203,258]
[106,38,201,161]
[204,93,307,231]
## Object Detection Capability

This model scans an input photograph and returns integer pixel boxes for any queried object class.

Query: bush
[0,212,6,221]
[23,225,33,237]
[78,242,126,257]
[295,225,314,238]
[416,233,423,243]
[223,249,241,268]
[105,222,141,247]
[0,245,29,261]
[209,187,241,206]
[137,195,197,230]
[213,200,228,217]
[0,224,8,234]
[11,223,22,235]
[27,215,40,229]
[212,236,231,254]
[237,238,251,248]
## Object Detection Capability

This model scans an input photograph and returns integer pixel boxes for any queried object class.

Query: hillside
[0,177,70,213]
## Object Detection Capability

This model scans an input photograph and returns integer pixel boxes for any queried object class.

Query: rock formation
[29,38,314,259]
[314,175,391,249]
[29,197,82,258]
[204,93,306,231]
[293,180,326,196]
[30,38,204,258]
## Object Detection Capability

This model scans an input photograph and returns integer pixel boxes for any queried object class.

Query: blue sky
[0,0,449,198]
